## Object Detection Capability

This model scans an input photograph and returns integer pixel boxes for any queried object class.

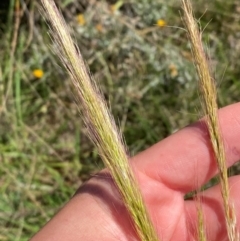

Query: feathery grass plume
[40,0,159,240]
[181,0,239,240]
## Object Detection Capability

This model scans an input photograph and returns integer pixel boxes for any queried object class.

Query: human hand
[31,103,240,241]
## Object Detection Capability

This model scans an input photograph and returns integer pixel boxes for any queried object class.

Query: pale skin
[31,103,240,241]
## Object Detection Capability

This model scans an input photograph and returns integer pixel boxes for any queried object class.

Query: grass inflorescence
[182,0,239,240]
[41,0,159,240]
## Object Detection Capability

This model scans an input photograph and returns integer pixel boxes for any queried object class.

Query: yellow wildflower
[169,64,178,78]
[157,19,166,27]
[110,1,123,13]
[33,69,44,79]
[110,4,116,13]
[76,14,85,26]
[95,23,103,33]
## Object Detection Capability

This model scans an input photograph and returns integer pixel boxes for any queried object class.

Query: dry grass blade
[40,0,159,240]
[181,0,239,240]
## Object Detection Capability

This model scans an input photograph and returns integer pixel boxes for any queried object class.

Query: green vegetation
[0,0,240,240]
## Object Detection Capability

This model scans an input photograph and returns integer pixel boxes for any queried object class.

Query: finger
[131,102,240,193]
[185,175,240,241]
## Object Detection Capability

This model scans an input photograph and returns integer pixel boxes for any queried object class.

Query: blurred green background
[0,0,240,240]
